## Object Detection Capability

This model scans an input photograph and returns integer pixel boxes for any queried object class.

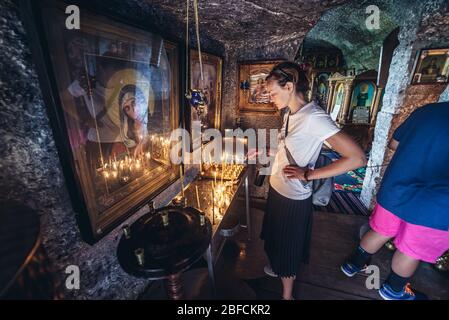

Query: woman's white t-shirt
[269,101,340,200]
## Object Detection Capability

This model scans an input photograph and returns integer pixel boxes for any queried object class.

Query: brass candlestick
[434,251,449,271]
[200,213,205,227]
[385,239,396,251]
[162,212,169,227]
[134,248,145,266]
[172,195,186,207]
[123,225,131,239]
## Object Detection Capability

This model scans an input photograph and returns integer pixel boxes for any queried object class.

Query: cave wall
[360,0,449,208]
[0,0,200,299]
[303,0,400,72]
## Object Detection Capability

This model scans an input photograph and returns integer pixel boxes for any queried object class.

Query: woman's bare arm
[307,131,367,180]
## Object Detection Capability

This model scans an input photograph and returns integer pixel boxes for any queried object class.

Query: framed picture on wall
[25,0,181,243]
[189,49,223,133]
[330,83,345,121]
[238,60,283,113]
[411,48,449,84]
[350,81,376,123]
[315,72,331,106]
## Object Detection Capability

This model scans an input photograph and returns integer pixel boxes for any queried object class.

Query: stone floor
[141,201,449,300]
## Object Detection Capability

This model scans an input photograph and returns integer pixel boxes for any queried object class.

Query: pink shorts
[370,204,449,263]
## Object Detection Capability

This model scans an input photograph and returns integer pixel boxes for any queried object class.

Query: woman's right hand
[283,165,308,181]
[247,148,258,161]
[247,148,274,161]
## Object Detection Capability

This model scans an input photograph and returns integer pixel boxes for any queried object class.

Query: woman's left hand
[283,165,308,180]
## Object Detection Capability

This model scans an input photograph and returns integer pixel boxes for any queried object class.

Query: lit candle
[200,213,205,226]
[212,186,215,226]
[180,165,185,198]
[195,185,201,210]
[145,152,151,168]
[221,166,224,186]
[151,135,155,151]
[214,171,217,188]
[199,147,203,173]
[221,155,225,185]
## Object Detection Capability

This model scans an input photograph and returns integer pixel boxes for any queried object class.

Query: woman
[261,62,367,300]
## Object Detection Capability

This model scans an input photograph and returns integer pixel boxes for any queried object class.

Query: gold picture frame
[238,60,283,113]
[411,48,449,84]
[28,0,181,243]
[189,49,223,131]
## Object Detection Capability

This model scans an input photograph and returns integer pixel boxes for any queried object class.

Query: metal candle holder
[162,212,169,227]
[200,213,205,226]
[123,225,131,239]
[134,248,145,266]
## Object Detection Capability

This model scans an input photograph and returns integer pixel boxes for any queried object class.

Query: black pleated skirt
[260,186,313,278]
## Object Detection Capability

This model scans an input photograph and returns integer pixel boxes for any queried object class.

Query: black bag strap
[283,110,298,166]
[284,109,299,167]
[285,109,290,138]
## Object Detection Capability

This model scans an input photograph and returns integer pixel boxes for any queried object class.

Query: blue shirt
[377,102,449,231]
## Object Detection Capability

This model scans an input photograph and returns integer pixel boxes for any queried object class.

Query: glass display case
[32,0,181,242]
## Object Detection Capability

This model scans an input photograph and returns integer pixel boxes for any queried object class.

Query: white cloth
[269,101,340,200]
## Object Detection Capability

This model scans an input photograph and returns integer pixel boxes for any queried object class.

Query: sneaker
[340,261,368,277]
[264,265,278,277]
[378,283,428,300]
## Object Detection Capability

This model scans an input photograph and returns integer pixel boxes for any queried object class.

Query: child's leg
[349,203,399,268]
[360,229,392,254]
[383,250,420,293]
[391,250,420,278]
[342,204,399,275]
[281,276,296,300]
[346,230,392,270]
[379,220,448,299]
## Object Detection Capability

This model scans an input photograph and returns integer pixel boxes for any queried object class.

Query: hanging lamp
[185,0,208,110]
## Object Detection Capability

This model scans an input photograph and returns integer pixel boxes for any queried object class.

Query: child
[341,102,449,300]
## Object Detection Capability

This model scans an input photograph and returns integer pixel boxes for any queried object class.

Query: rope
[193,0,204,82]
[186,0,189,93]
[366,164,389,169]
[83,54,109,194]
